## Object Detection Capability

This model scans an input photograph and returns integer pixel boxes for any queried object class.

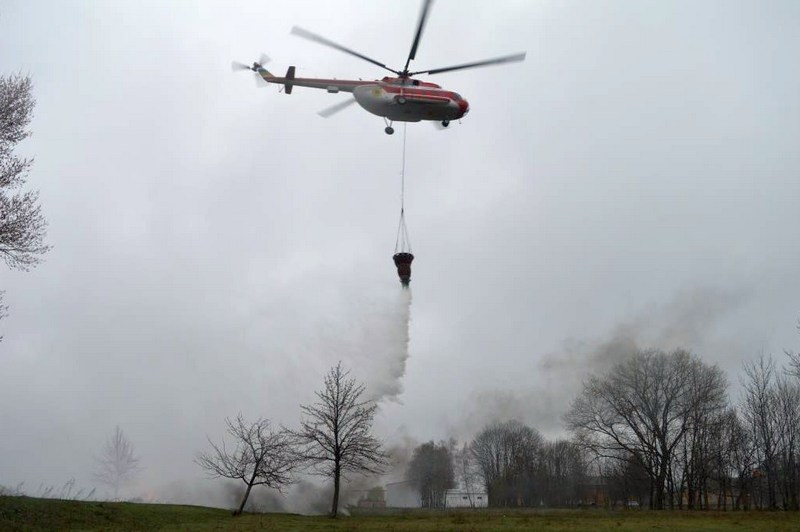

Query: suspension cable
[394,123,412,254]
[401,121,407,212]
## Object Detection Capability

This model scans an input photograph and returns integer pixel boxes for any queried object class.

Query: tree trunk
[686,478,694,510]
[649,480,655,509]
[235,482,254,516]
[655,465,667,510]
[791,458,799,510]
[331,463,341,518]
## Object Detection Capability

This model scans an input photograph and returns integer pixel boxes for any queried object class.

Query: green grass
[0,496,227,531]
[2,496,799,531]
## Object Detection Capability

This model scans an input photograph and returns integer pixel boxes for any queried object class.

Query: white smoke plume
[357,288,412,404]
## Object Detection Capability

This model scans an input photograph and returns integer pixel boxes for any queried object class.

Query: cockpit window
[452,93,462,101]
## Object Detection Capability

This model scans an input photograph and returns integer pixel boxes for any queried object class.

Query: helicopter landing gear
[397,96,407,104]
[441,120,450,128]
[384,117,395,135]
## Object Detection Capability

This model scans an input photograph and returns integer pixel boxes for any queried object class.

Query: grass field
[2,496,800,531]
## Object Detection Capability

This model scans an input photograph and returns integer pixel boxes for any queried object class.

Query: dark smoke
[286,480,333,515]
[448,286,748,439]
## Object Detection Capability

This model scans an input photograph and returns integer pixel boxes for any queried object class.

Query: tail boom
[256,66,362,94]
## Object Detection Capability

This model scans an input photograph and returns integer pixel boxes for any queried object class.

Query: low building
[578,475,608,506]
[355,486,386,509]
[445,487,489,508]
[385,480,488,509]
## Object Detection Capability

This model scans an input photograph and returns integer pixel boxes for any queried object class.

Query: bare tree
[741,353,780,509]
[1,73,50,340]
[779,320,800,509]
[407,441,455,508]
[470,423,586,508]
[293,362,387,517]
[540,439,587,507]
[470,420,543,506]
[774,374,800,510]
[675,366,733,510]
[724,408,757,510]
[1,73,49,271]
[93,426,141,500]
[785,319,800,379]
[565,348,727,509]
[196,414,297,516]
[601,450,651,508]
[735,352,800,510]
[704,408,737,510]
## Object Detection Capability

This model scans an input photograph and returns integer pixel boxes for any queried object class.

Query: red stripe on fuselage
[381,85,457,101]
[263,76,459,101]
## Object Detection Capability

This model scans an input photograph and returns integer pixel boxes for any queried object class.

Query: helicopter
[232,0,526,135]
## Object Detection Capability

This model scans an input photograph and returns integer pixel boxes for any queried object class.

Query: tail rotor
[231,54,271,87]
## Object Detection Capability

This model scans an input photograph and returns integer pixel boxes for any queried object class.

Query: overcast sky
[2,0,799,505]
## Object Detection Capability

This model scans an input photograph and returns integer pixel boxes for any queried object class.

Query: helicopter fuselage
[235,1,523,133]
[258,69,469,123]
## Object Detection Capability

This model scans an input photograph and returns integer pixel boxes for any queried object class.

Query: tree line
[405,343,800,511]
[565,347,800,510]
[197,344,800,514]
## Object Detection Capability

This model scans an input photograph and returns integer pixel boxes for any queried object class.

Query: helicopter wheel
[385,126,395,135]
[441,120,450,128]
[397,97,407,104]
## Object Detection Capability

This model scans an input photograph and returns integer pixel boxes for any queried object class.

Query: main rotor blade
[404,0,434,73]
[410,52,526,76]
[318,97,357,118]
[291,26,399,75]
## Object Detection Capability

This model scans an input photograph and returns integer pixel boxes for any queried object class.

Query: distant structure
[383,480,488,508]
[578,475,608,507]
[445,487,488,508]
[355,486,387,509]
[385,480,419,507]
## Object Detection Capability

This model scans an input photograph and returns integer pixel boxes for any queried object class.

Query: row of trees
[196,349,799,514]
[197,362,387,517]
[403,424,587,508]
[404,344,800,511]
[736,353,799,509]
[470,421,586,507]
[565,347,800,510]
[565,348,727,509]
